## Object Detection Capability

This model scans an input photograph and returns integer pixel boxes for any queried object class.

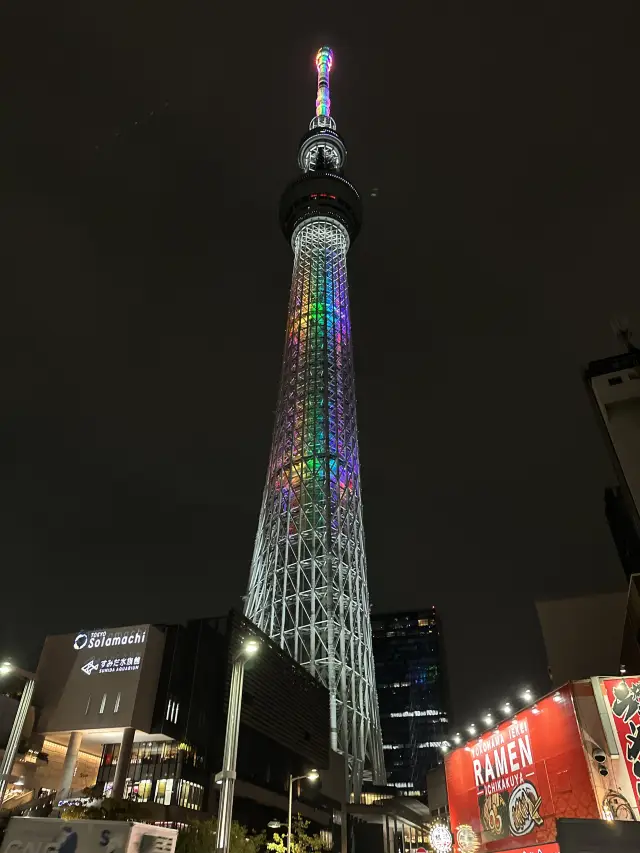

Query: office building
[605,486,640,580]
[536,573,640,688]
[244,46,384,793]
[585,343,640,580]
[371,610,448,798]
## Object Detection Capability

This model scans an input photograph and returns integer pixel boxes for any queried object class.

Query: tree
[60,797,152,822]
[176,818,265,853]
[267,816,326,853]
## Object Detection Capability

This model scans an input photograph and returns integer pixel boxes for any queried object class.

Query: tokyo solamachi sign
[73,628,147,651]
[74,627,148,677]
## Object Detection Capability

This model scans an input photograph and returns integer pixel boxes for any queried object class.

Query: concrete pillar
[58,731,83,803]
[341,805,348,853]
[112,727,135,800]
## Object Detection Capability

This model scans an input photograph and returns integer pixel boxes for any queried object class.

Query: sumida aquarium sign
[73,626,148,677]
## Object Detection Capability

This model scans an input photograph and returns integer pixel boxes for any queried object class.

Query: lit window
[389,709,440,718]
[155,778,174,806]
[176,780,203,810]
[134,780,152,802]
[114,692,121,713]
[166,698,180,723]
[99,694,107,714]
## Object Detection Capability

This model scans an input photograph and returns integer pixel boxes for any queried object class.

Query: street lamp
[286,770,319,853]
[0,662,36,807]
[215,638,260,853]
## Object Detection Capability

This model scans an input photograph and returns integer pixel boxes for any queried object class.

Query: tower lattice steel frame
[244,47,385,792]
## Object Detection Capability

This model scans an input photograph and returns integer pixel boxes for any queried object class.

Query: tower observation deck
[244,47,385,792]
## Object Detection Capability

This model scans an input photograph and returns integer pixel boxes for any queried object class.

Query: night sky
[3,1,640,726]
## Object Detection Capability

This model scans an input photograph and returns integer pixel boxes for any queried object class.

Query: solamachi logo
[74,632,89,650]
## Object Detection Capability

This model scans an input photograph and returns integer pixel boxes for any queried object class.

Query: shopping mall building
[4,611,343,834]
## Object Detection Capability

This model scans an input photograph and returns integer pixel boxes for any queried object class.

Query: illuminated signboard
[73,627,148,677]
[601,676,640,814]
[445,685,598,852]
[427,823,453,853]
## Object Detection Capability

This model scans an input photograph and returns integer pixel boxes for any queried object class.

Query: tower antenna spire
[308,47,337,134]
[315,46,333,119]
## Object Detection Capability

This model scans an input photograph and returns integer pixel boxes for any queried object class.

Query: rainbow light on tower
[315,46,333,118]
[244,46,385,795]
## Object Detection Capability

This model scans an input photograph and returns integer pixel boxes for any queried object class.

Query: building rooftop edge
[584,349,640,379]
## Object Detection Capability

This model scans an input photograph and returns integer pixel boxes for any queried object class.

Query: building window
[125,779,152,802]
[85,696,91,715]
[166,698,180,724]
[154,778,174,805]
[176,780,203,810]
[389,710,440,718]
[99,694,107,714]
[114,692,121,713]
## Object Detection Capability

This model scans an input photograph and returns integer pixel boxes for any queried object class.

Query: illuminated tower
[244,47,385,791]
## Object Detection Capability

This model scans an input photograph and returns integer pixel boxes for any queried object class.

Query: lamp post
[215,638,260,853]
[285,770,319,853]
[0,662,36,808]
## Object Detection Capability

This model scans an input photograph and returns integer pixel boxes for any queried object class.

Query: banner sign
[446,685,599,852]
[602,676,640,812]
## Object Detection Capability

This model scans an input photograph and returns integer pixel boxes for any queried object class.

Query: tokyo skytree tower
[244,47,385,790]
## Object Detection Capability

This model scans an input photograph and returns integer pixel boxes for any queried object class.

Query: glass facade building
[371,609,448,798]
[97,740,205,809]
[92,611,334,821]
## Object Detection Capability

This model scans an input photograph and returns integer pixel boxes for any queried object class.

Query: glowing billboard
[445,684,599,852]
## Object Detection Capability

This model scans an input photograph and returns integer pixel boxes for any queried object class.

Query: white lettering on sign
[74,629,146,652]
[80,655,141,676]
[472,734,533,789]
